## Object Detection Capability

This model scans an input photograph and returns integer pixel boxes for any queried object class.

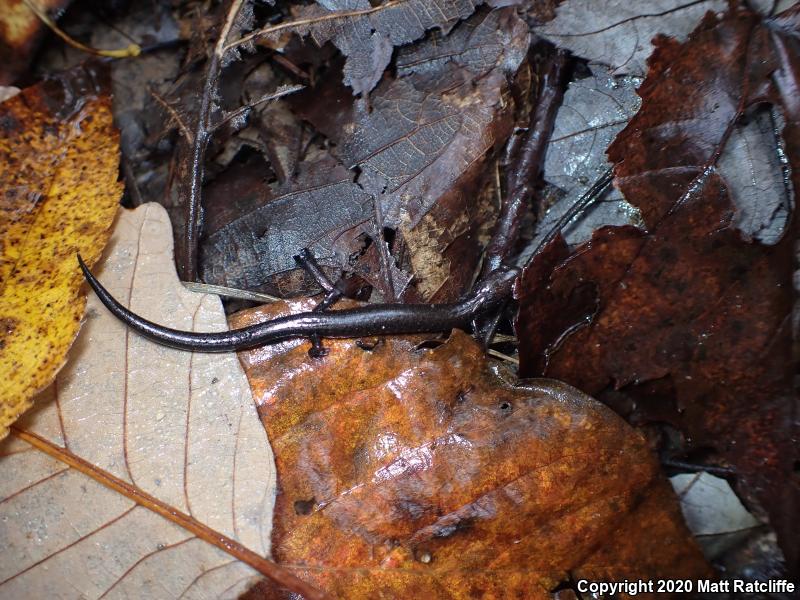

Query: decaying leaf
[200,148,373,298]
[0,204,305,598]
[259,0,506,96]
[285,8,529,301]
[0,64,121,439]
[526,67,644,257]
[0,0,71,85]
[516,4,799,570]
[200,8,529,302]
[230,301,710,598]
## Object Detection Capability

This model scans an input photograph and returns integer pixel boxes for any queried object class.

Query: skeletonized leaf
[0,204,308,599]
[290,8,529,301]
[231,302,711,598]
[0,64,121,438]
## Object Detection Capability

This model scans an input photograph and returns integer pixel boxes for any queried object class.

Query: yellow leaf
[0,69,121,439]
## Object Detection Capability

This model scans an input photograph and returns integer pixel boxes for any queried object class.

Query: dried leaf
[0,0,71,84]
[0,204,300,598]
[516,5,799,569]
[230,302,710,598]
[0,64,121,438]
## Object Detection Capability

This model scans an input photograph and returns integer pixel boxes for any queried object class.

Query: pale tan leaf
[0,204,281,599]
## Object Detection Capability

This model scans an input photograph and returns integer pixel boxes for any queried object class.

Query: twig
[223,0,405,53]
[487,349,519,365]
[533,167,614,255]
[481,49,570,277]
[181,282,280,303]
[181,0,244,281]
[213,84,305,131]
[150,89,193,144]
[23,0,141,58]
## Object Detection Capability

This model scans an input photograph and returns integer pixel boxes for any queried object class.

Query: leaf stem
[11,427,330,600]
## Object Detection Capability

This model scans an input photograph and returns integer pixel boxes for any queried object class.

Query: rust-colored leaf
[230,302,710,598]
[515,4,799,570]
[0,63,121,438]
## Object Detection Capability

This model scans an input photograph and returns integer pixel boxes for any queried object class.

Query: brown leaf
[536,0,729,76]
[516,4,799,570]
[0,204,323,599]
[291,8,529,301]
[230,302,710,598]
[255,0,501,96]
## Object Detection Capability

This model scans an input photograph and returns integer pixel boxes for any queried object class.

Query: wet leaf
[516,4,799,569]
[0,204,322,599]
[0,0,71,85]
[522,67,644,261]
[230,302,710,598]
[0,64,121,438]
[200,148,373,298]
[289,8,529,301]
[536,0,728,76]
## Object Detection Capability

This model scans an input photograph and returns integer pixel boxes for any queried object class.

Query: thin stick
[481,50,570,277]
[23,0,140,58]
[213,84,305,131]
[150,89,193,143]
[181,282,280,303]
[181,0,244,281]
[223,0,405,54]
[534,167,614,254]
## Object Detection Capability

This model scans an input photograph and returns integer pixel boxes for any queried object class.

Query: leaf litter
[0,0,797,595]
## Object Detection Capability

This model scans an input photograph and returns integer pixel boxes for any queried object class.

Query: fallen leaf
[525,67,644,257]
[516,4,799,570]
[671,472,761,559]
[536,0,728,76]
[199,148,373,298]
[0,203,323,599]
[284,0,506,96]
[0,63,121,438]
[230,302,710,598]
[289,8,529,301]
[0,0,71,85]
[669,472,760,536]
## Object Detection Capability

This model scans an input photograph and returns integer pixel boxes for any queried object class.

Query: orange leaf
[231,302,712,598]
